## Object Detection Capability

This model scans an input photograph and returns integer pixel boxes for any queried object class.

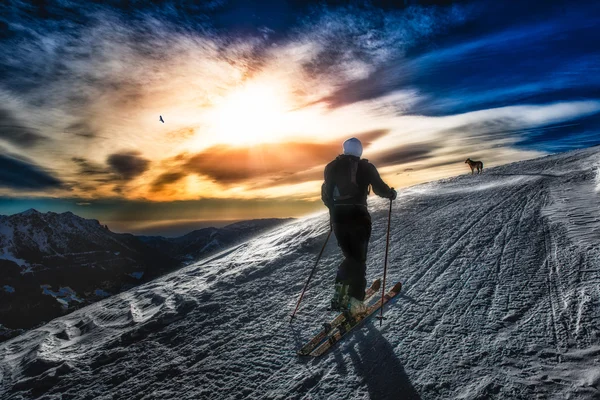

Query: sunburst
[207,80,292,146]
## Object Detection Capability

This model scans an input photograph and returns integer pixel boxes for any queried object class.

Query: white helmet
[342,137,363,158]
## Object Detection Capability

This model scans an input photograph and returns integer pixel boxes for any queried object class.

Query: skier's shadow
[345,323,421,400]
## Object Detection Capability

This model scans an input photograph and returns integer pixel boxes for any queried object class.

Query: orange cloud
[182,142,339,184]
[147,129,391,194]
[166,127,197,141]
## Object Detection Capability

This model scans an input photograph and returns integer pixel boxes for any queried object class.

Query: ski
[308,281,402,357]
[296,278,381,356]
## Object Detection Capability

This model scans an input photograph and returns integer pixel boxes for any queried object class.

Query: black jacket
[321,155,394,220]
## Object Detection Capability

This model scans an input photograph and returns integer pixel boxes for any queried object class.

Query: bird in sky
[159,115,165,123]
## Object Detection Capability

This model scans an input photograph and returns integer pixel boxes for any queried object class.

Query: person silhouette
[321,137,396,316]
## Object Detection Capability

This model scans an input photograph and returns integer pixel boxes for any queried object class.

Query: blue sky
[0,0,599,233]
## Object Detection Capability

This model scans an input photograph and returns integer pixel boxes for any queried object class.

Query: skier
[321,137,396,316]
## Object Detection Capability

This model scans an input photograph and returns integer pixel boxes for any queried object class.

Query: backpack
[332,157,362,202]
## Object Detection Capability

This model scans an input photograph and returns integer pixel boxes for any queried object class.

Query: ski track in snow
[1,147,600,399]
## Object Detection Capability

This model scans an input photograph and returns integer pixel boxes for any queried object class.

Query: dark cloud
[0,109,47,148]
[0,153,62,190]
[313,0,600,126]
[298,3,462,86]
[437,117,524,141]
[421,157,472,170]
[516,113,600,152]
[353,129,390,145]
[317,62,412,109]
[371,142,441,167]
[72,157,109,176]
[63,121,104,139]
[106,151,150,181]
[151,172,186,192]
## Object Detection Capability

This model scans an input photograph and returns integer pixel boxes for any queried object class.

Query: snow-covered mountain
[0,210,179,340]
[1,146,600,399]
[0,211,290,342]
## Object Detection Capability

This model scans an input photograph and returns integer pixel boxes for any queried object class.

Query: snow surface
[0,217,29,269]
[1,146,600,399]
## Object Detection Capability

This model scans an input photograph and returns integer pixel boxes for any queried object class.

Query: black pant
[332,212,372,301]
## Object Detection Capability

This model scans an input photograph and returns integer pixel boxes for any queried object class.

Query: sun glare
[208,81,291,146]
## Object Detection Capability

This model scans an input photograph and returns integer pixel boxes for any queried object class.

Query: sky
[1,0,599,235]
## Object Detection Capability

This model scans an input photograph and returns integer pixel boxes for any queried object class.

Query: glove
[389,188,397,201]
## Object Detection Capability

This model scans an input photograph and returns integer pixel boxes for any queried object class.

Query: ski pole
[290,227,333,321]
[377,196,393,326]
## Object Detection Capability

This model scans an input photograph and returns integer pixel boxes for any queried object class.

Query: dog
[465,158,483,174]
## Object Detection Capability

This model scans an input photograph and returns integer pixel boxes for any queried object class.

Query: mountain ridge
[0,212,291,341]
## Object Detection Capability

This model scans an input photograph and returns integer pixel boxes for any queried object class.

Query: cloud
[181,142,338,184]
[436,101,600,146]
[152,130,390,191]
[250,168,324,190]
[419,157,473,170]
[0,0,599,204]
[72,157,109,176]
[144,129,386,192]
[166,127,197,141]
[297,4,466,82]
[106,151,151,181]
[373,101,600,175]
[150,172,186,192]
[352,129,390,145]
[312,3,600,117]
[371,142,441,167]
[297,4,469,109]
[0,153,62,190]
[0,109,47,148]
[63,121,103,139]
[316,62,413,110]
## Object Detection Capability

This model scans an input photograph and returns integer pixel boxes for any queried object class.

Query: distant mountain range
[0,209,291,341]
[137,219,295,262]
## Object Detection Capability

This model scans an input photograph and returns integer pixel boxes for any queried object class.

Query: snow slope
[0,212,289,340]
[1,146,600,399]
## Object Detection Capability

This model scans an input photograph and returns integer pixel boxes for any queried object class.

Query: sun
[207,80,291,146]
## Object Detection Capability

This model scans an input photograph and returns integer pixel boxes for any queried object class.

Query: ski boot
[330,282,350,312]
[347,296,368,317]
